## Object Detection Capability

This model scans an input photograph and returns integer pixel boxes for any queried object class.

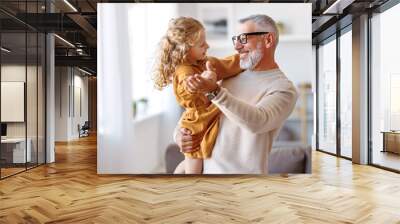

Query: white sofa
[165,141,311,174]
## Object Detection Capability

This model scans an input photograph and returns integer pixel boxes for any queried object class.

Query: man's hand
[185,61,219,94]
[186,75,218,94]
[176,128,203,153]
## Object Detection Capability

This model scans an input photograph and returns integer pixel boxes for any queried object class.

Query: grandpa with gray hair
[175,14,298,174]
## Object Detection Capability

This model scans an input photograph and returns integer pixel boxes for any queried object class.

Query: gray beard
[239,42,263,70]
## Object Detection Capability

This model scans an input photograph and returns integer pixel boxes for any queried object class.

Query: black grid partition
[0,0,47,179]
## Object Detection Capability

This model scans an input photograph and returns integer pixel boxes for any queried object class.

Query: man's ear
[264,33,275,49]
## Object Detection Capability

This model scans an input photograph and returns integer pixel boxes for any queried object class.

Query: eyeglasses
[231,32,269,45]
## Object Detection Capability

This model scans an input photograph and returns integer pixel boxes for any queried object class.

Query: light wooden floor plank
[0,135,399,223]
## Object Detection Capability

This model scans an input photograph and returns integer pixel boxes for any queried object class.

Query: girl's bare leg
[174,161,186,174]
[184,157,203,174]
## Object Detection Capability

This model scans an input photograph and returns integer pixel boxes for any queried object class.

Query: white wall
[178,3,313,85]
[55,67,89,141]
[55,67,68,141]
[98,3,181,174]
[1,65,28,144]
[186,3,313,144]
[72,73,89,137]
[1,63,46,164]
[1,65,39,138]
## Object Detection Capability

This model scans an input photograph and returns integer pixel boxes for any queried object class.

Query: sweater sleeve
[207,54,242,80]
[212,80,299,134]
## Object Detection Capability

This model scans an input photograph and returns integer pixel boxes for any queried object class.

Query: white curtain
[98,3,179,173]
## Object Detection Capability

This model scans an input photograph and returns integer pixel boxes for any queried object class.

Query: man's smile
[239,51,249,58]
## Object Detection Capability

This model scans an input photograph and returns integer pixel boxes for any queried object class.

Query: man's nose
[234,41,243,51]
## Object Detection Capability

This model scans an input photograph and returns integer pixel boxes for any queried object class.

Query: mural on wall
[98,3,312,175]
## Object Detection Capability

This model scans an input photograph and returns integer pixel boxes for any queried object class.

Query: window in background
[390,74,400,131]
[339,28,352,158]
[371,3,400,171]
[317,36,337,155]
[129,4,178,118]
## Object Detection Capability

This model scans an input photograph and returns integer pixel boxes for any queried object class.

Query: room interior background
[1,0,399,178]
[1,29,46,178]
[97,3,313,174]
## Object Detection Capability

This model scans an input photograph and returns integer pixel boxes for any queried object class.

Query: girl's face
[188,29,209,62]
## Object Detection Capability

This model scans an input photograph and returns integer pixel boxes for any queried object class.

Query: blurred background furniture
[298,83,313,145]
[1,138,32,166]
[78,121,90,138]
[165,141,311,174]
[381,131,400,154]
[277,82,313,145]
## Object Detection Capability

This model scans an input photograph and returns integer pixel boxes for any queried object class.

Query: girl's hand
[185,74,219,94]
[201,61,217,82]
[185,60,218,94]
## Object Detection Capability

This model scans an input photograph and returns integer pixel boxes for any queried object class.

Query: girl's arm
[207,54,243,80]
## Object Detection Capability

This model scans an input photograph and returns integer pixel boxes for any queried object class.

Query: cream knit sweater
[175,68,298,174]
[203,69,298,174]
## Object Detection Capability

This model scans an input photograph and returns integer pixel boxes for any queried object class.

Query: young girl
[153,17,242,174]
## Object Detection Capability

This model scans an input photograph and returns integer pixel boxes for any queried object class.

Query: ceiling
[0,0,392,75]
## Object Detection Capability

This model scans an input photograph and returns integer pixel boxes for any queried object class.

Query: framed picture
[98,3,312,175]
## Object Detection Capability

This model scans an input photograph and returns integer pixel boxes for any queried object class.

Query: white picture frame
[1,81,25,122]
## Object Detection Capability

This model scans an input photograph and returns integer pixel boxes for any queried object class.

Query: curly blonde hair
[152,17,204,90]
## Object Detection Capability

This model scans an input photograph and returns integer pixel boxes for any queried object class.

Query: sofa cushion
[269,141,311,174]
[165,141,311,174]
[165,144,184,173]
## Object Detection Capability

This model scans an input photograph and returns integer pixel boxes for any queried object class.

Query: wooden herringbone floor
[1,135,400,224]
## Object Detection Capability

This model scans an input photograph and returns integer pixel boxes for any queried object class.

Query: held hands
[201,61,217,82]
[185,61,219,94]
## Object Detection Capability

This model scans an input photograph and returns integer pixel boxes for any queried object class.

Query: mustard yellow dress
[173,54,242,159]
